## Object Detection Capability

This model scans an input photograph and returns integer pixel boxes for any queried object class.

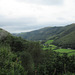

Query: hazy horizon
[0,0,75,33]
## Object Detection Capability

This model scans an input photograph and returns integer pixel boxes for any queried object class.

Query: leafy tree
[20,51,34,75]
[0,45,26,75]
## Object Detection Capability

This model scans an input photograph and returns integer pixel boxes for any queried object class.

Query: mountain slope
[13,23,75,49]
[53,24,75,49]
[13,26,65,41]
[56,23,75,38]
[13,24,75,41]
[0,28,10,40]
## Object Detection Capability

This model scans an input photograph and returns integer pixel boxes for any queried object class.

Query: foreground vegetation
[0,34,75,75]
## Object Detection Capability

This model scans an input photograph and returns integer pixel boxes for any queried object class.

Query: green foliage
[13,27,64,41]
[45,40,54,44]
[58,72,75,75]
[42,40,57,50]
[36,49,57,75]
[54,49,75,56]
[13,23,75,49]
[0,45,26,75]
[54,49,75,53]
[53,24,75,49]
[0,28,9,41]
[43,44,57,50]
[0,25,75,75]
[20,51,34,75]
[0,34,43,75]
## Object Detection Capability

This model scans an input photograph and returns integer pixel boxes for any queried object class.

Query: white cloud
[0,0,75,33]
[17,0,63,5]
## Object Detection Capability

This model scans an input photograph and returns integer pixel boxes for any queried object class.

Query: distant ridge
[13,26,64,41]
[13,23,75,41]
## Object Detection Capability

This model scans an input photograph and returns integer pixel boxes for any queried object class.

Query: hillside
[13,24,75,41]
[13,26,65,41]
[0,28,75,75]
[13,23,75,49]
[0,28,10,40]
[53,24,75,49]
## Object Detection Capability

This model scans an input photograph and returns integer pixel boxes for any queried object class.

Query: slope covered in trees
[13,26,64,41]
[53,24,75,49]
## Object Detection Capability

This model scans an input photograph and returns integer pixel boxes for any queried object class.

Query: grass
[68,52,75,56]
[43,40,57,50]
[43,44,57,50]
[54,49,75,56]
[43,40,75,56]
[54,49,75,53]
[45,40,54,44]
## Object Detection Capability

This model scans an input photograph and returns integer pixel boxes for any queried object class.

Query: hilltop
[0,28,10,40]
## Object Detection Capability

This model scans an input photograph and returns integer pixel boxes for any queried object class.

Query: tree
[0,45,26,75]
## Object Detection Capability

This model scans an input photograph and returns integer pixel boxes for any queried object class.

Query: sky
[0,0,75,33]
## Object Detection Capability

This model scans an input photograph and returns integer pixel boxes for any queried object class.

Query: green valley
[0,23,75,75]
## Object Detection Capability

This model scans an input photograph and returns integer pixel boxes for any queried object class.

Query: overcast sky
[0,0,75,33]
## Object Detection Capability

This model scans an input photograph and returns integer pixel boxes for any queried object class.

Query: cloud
[0,16,44,33]
[17,0,64,6]
[0,0,75,33]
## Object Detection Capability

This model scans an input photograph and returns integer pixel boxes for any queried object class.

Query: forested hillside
[53,24,75,49]
[13,26,65,41]
[13,23,75,49]
[0,28,75,75]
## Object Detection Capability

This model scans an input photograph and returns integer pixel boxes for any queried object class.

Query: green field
[43,40,75,56]
[45,40,54,44]
[54,49,75,53]
[43,40,57,50]
[54,49,75,56]
[43,44,57,50]
[43,47,75,56]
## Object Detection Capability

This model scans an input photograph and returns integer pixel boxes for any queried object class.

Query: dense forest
[0,27,75,75]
